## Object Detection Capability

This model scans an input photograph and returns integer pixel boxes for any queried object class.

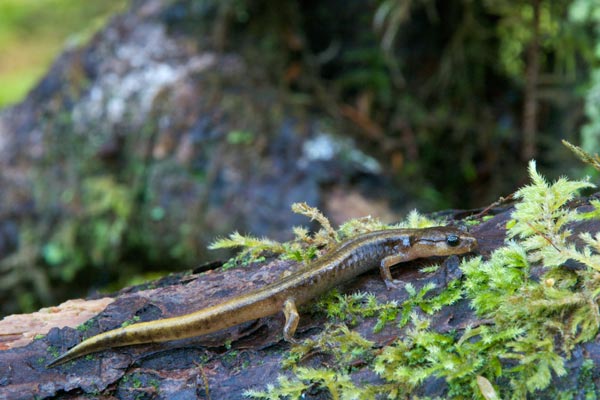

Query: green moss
[25,174,136,289]
[211,203,445,271]
[132,376,142,388]
[209,202,339,267]
[76,319,95,332]
[149,378,160,391]
[244,161,600,398]
[222,349,239,363]
[245,366,368,400]
[577,359,598,400]
[227,130,255,145]
[220,255,267,271]
[120,315,141,328]
[47,345,60,358]
[195,353,211,365]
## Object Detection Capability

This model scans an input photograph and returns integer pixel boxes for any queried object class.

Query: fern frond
[562,139,600,172]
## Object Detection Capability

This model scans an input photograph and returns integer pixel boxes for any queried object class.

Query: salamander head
[409,226,478,258]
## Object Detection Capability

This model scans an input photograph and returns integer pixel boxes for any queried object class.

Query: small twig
[457,318,494,331]
[473,193,516,219]
[372,336,399,356]
[195,362,211,400]
[524,221,561,252]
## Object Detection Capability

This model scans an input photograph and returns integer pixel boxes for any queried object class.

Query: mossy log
[1,201,599,399]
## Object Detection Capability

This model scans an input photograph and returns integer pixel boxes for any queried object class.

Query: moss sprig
[211,203,445,270]
[507,160,595,266]
[315,290,399,332]
[282,324,375,369]
[457,161,600,396]
[244,366,366,400]
[291,202,339,243]
[562,139,600,172]
[208,231,287,259]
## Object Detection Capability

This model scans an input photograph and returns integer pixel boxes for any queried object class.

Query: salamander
[47,226,477,367]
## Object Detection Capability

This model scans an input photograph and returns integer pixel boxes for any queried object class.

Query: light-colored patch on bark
[0,297,114,350]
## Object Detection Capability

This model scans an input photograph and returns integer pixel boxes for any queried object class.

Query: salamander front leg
[379,254,408,290]
[283,298,300,343]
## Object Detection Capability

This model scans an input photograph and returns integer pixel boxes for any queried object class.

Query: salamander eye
[446,234,460,247]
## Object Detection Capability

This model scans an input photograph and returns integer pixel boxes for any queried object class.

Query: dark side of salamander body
[47,226,477,367]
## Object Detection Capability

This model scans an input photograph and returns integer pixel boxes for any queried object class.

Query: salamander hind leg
[282,298,300,343]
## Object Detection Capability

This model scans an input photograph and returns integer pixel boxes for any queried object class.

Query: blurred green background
[0,0,127,108]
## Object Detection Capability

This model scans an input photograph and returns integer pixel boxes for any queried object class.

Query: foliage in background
[3,0,600,315]
[364,0,600,207]
[0,110,197,315]
[573,0,600,155]
[0,0,127,108]
[42,176,134,282]
[0,174,137,312]
[169,0,600,207]
[246,162,600,399]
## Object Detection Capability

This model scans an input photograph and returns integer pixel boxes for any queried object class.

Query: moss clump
[244,161,600,399]
[120,315,141,328]
[210,203,443,269]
